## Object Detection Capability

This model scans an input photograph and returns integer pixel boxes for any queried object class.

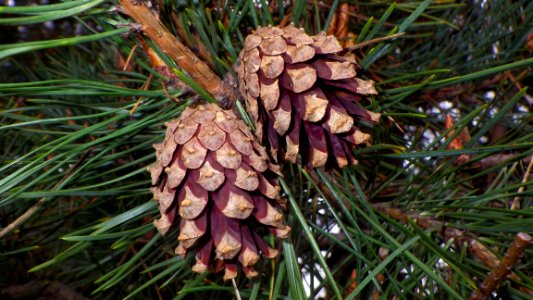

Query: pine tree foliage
[1,0,532,299]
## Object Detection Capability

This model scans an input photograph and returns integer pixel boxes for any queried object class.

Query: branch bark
[469,233,532,300]
[374,205,531,294]
[119,0,238,106]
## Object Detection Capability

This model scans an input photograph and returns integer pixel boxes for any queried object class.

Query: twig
[309,173,531,295]
[136,32,189,92]
[123,44,138,71]
[170,12,214,69]
[373,205,524,283]
[344,32,405,51]
[129,73,153,115]
[470,154,532,170]
[507,69,528,91]
[0,151,91,239]
[231,278,242,300]
[469,233,532,300]
[161,79,185,103]
[511,156,533,209]
[119,0,238,105]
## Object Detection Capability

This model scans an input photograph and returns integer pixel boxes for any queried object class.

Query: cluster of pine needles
[1,0,532,299]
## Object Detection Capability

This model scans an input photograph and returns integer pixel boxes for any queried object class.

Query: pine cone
[147,103,290,279]
[235,24,380,168]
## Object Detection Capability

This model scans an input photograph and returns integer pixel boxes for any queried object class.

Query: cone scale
[148,103,290,279]
[235,24,380,168]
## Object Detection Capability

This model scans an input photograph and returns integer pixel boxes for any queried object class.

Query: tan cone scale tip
[148,103,289,279]
[235,24,380,169]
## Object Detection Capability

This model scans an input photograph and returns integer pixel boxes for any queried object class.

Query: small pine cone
[235,24,380,168]
[147,103,289,280]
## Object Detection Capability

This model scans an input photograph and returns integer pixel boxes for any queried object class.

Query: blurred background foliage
[0,0,532,299]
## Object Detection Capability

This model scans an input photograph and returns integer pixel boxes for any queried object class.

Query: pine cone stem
[119,0,238,105]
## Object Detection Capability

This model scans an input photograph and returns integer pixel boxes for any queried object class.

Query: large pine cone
[235,24,380,168]
[147,103,290,279]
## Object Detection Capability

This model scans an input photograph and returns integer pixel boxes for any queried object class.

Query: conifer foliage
[0,0,532,299]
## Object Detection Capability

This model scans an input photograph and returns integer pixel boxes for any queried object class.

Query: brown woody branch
[119,0,238,106]
[136,32,188,91]
[170,12,214,69]
[470,154,532,170]
[469,233,532,300]
[374,205,531,294]
[375,206,500,266]
[309,166,532,297]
